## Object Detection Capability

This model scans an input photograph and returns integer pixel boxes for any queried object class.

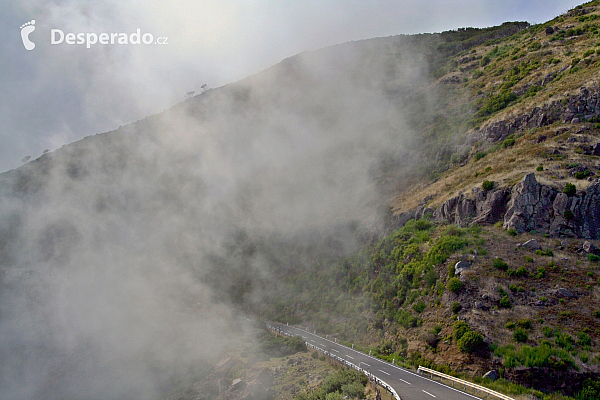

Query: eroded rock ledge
[395,173,600,239]
[468,86,600,145]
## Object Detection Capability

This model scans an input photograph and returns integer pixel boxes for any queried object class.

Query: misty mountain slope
[0,6,583,398]
[258,2,600,398]
[0,24,483,400]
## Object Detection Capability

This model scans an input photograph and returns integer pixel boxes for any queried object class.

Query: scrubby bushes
[493,258,509,271]
[482,180,495,190]
[260,332,307,357]
[494,344,574,369]
[298,368,367,400]
[458,331,485,353]
[564,182,577,196]
[454,321,485,353]
[448,277,464,293]
[513,328,528,343]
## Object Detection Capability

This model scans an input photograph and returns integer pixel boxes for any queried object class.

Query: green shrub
[578,332,592,347]
[517,319,532,329]
[482,180,495,190]
[448,277,464,293]
[494,344,574,369]
[414,218,432,231]
[555,333,574,351]
[413,300,426,313]
[507,228,518,236]
[577,378,600,400]
[478,90,518,117]
[542,326,554,337]
[499,295,512,308]
[588,254,600,263]
[502,137,516,148]
[493,258,509,271]
[451,301,462,314]
[535,249,553,257]
[536,164,544,171]
[536,267,546,279]
[575,170,591,180]
[475,151,487,161]
[454,321,471,341]
[506,321,516,330]
[594,310,600,318]
[513,328,529,343]
[515,266,529,277]
[457,331,484,353]
[564,183,577,196]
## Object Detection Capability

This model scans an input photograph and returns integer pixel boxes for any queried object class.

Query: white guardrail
[417,366,515,400]
[267,325,402,400]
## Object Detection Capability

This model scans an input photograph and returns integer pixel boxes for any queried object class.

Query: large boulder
[433,192,475,225]
[454,261,471,276]
[503,173,557,234]
[549,192,580,237]
[579,182,600,239]
[483,370,499,381]
[472,188,510,225]
[519,239,541,251]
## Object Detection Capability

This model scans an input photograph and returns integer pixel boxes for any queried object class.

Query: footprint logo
[20,20,35,50]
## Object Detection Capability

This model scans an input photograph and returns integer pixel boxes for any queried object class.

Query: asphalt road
[269,323,481,400]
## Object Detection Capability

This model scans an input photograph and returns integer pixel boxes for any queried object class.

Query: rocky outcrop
[400,173,600,239]
[432,187,509,225]
[468,86,600,144]
[503,173,557,233]
[579,182,600,239]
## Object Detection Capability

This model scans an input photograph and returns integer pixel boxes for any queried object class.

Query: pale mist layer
[0,36,433,399]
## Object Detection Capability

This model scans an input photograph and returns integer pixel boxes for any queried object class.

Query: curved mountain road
[269,323,483,400]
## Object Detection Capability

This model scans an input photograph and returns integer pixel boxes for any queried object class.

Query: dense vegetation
[297,368,367,400]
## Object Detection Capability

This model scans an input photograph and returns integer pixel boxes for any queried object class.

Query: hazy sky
[0,0,584,173]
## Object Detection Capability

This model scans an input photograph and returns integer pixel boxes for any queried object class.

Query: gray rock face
[579,182,600,239]
[503,173,557,234]
[467,86,600,145]
[549,192,580,237]
[432,188,509,226]
[554,288,576,299]
[483,370,498,381]
[433,192,475,225]
[583,241,600,255]
[520,239,542,250]
[454,261,471,276]
[399,172,600,239]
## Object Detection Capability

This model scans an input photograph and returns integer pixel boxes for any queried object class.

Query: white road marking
[362,362,370,367]
[399,378,412,385]
[378,369,390,375]
[311,340,315,343]
[346,355,354,359]
[331,349,339,353]
[422,390,436,398]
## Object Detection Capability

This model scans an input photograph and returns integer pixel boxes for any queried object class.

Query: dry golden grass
[392,1,600,214]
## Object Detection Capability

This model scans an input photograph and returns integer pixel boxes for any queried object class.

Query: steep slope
[2,2,600,399]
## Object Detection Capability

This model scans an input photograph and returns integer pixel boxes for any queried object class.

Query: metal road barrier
[267,325,402,400]
[417,366,515,400]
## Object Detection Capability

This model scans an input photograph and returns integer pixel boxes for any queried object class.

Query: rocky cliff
[468,86,600,145]
[400,173,600,239]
